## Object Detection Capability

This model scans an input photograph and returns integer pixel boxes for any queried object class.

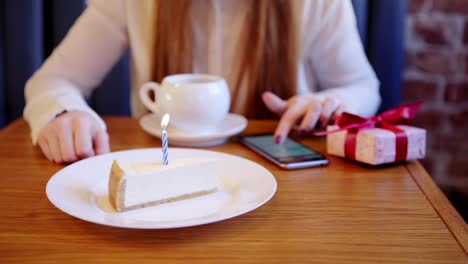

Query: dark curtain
[0,0,130,128]
[351,0,407,113]
[1,0,44,128]
[0,0,406,128]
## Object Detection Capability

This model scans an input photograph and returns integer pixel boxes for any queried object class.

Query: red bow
[314,102,423,162]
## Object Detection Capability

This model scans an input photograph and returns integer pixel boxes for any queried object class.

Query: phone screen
[239,134,328,169]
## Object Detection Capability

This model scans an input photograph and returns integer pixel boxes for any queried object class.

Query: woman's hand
[262,91,345,144]
[37,110,110,163]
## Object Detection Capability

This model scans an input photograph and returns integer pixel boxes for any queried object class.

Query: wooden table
[0,118,467,263]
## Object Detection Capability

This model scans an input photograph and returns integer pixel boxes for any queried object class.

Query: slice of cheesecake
[108,158,221,212]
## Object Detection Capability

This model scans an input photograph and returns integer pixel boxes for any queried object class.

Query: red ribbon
[314,102,423,162]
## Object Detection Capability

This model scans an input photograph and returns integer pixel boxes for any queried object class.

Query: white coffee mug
[139,74,231,134]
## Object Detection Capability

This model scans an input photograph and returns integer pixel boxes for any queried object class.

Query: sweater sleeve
[23,0,128,144]
[304,0,381,116]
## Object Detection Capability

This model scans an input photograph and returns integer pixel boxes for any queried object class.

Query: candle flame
[161,113,170,129]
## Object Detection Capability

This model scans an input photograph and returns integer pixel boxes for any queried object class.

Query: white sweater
[23,0,380,144]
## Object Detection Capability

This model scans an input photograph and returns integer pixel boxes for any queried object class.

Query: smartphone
[238,134,329,169]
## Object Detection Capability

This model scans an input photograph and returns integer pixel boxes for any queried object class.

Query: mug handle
[139,82,161,115]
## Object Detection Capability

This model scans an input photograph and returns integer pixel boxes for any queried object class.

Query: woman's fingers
[47,135,63,163]
[262,91,288,116]
[59,126,78,163]
[73,113,109,158]
[73,119,94,159]
[274,98,307,144]
[299,101,322,131]
[37,110,108,163]
[319,97,340,129]
[38,136,52,161]
[331,105,345,122]
[263,92,347,142]
[93,128,110,155]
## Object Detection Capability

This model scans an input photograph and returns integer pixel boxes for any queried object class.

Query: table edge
[406,161,468,254]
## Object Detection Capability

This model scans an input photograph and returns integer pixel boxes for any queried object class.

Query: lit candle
[161,113,170,165]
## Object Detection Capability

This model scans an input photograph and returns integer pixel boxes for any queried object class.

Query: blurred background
[0,0,466,220]
[405,0,468,220]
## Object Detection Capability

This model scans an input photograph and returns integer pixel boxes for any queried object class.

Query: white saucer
[140,113,248,147]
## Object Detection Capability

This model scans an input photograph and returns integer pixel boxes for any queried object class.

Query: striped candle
[160,114,170,165]
[162,130,168,165]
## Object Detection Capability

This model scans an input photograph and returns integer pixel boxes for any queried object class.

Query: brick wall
[405,0,468,218]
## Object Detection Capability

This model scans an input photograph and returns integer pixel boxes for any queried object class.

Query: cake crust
[108,160,126,212]
[118,187,218,212]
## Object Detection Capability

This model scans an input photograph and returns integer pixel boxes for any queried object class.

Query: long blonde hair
[151,0,299,118]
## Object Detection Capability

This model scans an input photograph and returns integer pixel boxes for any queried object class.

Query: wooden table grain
[0,117,466,263]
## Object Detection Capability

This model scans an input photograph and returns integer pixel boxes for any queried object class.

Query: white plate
[139,113,248,147]
[46,148,276,229]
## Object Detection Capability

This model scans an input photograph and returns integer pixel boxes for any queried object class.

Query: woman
[24,0,380,163]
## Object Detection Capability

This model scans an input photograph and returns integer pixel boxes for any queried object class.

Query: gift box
[315,102,426,165]
[326,124,426,165]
